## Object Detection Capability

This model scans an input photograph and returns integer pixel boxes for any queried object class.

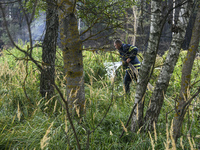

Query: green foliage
[22,0,46,18]
[0,46,199,149]
[161,50,200,94]
[77,0,135,43]
[78,0,134,26]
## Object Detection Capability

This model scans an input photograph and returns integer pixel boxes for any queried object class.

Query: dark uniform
[118,44,141,93]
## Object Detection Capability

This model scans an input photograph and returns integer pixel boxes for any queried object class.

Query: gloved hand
[122,60,128,67]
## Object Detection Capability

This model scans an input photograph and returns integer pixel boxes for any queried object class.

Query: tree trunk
[131,0,163,132]
[40,2,58,99]
[0,18,3,49]
[173,4,200,142]
[58,0,85,115]
[144,0,192,131]
[172,0,176,27]
[132,5,138,46]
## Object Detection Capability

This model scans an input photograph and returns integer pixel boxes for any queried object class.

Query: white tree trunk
[173,0,176,25]
[131,0,163,131]
[144,0,193,131]
[132,5,138,46]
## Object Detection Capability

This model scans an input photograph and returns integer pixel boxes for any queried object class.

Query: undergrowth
[0,44,199,149]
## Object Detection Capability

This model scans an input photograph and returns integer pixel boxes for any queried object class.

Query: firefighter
[114,39,141,94]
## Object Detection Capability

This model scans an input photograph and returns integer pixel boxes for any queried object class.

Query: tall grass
[0,45,199,149]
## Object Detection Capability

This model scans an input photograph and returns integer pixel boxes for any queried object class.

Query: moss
[67,71,83,78]
[188,48,193,52]
[67,85,79,89]
[186,75,191,78]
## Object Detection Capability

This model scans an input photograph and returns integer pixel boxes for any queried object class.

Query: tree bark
[0,17,3,49]
[173,4,200,142]
[40,2,58,99]
[132,5,138,46]
[131,0,163,132]
[58,0,85,115]
[144,0,193,131]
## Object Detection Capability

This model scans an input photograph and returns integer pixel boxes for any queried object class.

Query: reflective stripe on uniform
[126,66,141,71]
[133,63,141,67]
[128,46,137,52]
[126,67,140,71]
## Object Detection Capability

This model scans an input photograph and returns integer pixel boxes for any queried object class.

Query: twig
[187,97,196,135]
[190,79,200,88]
[30,0,38,23]
[166,109,175,124]
[80,16,103,36]
[184,87,200,112]
[17,0,33,55]
[81,22,123,42]
[23,53,31,102]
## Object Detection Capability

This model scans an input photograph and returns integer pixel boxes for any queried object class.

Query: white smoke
[31,12,46,42]
[104,61,122,79]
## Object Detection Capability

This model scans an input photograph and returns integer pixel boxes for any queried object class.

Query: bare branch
[80,16,103,36]
[30,0,38,23]
[184,87,200,111]
[17,0,33,54]
[0,3,26,53]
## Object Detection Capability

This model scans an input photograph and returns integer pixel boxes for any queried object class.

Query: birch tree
[144,0,193,131]
[40,1,58,99]
[131,0,163,131]
[132,5,138,46]
[58,0,85,115]
[173,4,200,141]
